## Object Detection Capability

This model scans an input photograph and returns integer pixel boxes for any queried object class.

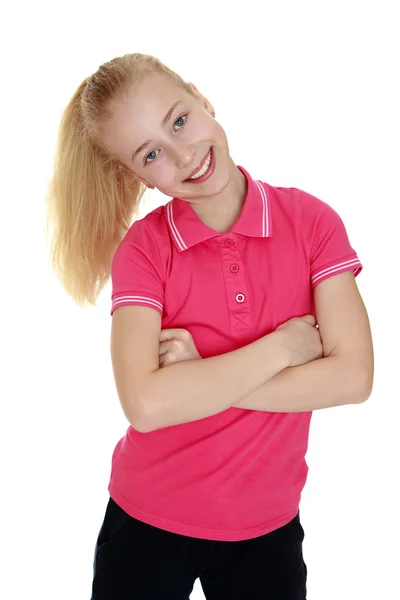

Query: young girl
[45,53,373,599]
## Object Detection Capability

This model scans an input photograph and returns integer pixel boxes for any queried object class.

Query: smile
[184,148,215,184]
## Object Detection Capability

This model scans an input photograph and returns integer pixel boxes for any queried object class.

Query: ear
[187,82,215,117]
[142,180,155,189]
[131,171,155,189]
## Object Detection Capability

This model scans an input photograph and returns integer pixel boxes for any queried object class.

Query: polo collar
[165,165,272,252]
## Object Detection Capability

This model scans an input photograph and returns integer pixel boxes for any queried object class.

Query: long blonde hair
[44,53,194,308]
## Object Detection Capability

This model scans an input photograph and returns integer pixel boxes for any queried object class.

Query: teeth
[188,150,212,180]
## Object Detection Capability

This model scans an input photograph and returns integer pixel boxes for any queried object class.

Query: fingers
[159,354,170,368]
[159,328,192,342]
[160,353,178,368]
[159,340,184,367]
[301,314,317,326]
[159,339,185,356]
[159,340,171,356]
[159,353,168,367]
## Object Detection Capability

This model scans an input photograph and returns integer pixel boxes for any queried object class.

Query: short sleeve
[110,219,165,316]
[299,190,363,288]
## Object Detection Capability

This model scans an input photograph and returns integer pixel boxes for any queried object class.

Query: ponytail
[44,76,145,308]
[45,53,193,308]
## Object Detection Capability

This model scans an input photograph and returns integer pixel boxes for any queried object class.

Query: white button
[236,293,245,303]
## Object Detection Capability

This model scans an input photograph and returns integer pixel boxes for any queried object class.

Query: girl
[45,53,373,599]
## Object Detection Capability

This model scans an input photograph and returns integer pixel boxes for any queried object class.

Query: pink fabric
[108,165,362,541]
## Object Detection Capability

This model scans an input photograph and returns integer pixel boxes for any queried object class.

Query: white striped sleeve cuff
[311,257,363,287]
[111,294,163,316]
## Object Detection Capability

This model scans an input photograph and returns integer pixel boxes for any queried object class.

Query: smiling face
[99,73,234,202]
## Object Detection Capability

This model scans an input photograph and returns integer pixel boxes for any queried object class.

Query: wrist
[266,330,292,370]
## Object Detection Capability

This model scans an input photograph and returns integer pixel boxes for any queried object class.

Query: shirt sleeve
[110,219,165,317]
[299,190,363,288]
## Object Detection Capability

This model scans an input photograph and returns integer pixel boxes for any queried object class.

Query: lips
[184,148,212,181]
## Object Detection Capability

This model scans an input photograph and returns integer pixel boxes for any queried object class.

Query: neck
[187,160,247,233]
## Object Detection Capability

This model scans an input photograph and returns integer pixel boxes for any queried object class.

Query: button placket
[217,237,252,332]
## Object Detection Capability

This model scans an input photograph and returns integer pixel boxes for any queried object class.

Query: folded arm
[234,271,374,412]
[111,305,295,433]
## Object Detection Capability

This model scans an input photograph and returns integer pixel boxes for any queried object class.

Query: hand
[159,328,202,368]
[275,314,323,367]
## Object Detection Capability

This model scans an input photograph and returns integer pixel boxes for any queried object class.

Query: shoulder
[111,206,171,274]
[294,187,341,222]
[263,183,332,215]
[113,204,171,262]
[268,183,344,234]
[124,205,168,243]
[257,182,333,235]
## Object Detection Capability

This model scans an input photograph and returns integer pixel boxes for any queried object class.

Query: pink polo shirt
[108,165,362,541]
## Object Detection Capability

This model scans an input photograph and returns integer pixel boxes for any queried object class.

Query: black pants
[90,497,307,599]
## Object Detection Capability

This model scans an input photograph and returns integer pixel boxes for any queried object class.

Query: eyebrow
[131,100,181,162]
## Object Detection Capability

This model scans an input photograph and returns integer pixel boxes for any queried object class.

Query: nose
[173,142,196,168]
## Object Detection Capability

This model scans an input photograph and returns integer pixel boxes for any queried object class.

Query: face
[100,73,233,202]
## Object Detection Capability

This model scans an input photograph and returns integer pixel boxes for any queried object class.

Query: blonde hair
[44,53,194,308]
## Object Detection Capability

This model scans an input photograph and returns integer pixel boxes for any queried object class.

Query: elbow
[120,391,152,433]
[130,414,150,434]
[135,416,153,434]
[129,393,155,433]
[129,375,161,433]
[356,365,374,404]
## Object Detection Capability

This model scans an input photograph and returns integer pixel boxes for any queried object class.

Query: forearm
[139,331,290,432]
[234,355,369,412]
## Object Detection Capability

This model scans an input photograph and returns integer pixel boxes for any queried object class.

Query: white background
[1,1,399,598]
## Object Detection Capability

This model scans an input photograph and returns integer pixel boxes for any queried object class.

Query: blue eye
[145,149,159,163]
[144,115,187,164]
[174,115,187,130]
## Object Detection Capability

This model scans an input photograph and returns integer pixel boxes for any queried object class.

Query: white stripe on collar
[167,178,270,249]
[254,181,270,237]
[166,201,187,251]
